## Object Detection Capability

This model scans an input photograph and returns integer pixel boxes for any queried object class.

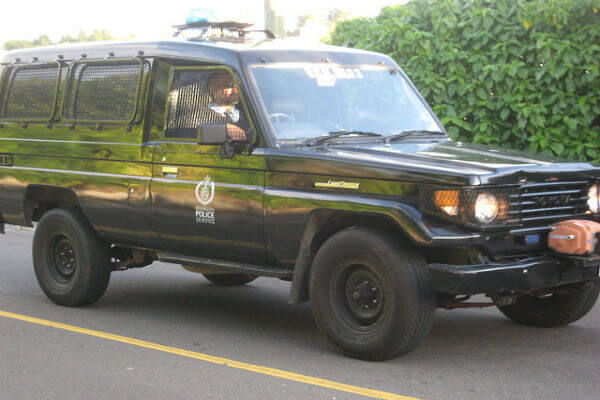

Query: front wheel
[309,227,436,361]
[498,281,600,327]
[33,208,111,306]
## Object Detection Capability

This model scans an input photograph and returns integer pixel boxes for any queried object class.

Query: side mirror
[197,123,228,145]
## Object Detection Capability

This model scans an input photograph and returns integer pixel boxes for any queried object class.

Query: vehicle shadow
[94,269,325,350]
[420,308,598,361]
[92,267,599,365]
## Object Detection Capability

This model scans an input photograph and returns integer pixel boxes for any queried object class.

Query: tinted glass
[0,64,59,120]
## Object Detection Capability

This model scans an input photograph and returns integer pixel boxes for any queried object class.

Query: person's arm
[226,105,249,141]
[226,123,246,141]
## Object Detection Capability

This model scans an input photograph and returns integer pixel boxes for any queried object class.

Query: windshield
[249,63,442,142]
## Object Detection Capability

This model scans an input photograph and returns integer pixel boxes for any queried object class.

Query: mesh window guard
[0,63,60,120]
[64,60,143,122]
[165,68,250,139]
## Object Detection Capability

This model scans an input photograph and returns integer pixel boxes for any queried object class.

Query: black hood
[267,140,600,186]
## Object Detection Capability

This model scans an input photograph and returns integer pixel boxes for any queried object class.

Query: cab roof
[1,38,394,70]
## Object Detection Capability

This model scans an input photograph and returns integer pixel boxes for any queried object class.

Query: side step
[158,252,293,279]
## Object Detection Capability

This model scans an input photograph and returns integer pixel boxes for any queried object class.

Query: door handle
[162,166,179,178]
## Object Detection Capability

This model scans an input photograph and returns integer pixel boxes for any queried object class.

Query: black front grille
[511,181,591,225]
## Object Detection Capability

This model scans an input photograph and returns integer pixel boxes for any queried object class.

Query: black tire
[203,273,257,286]
[32,208,111,306]
[498,280,600,327]
[309,227,436,361]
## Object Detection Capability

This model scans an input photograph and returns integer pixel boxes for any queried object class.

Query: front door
[150,66,266,262]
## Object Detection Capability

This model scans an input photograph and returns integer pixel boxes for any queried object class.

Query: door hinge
[219,143,235,159]
[0,154,13,166]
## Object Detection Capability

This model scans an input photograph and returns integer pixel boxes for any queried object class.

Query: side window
[63,60,145,122]
[0,63,60,120]
[164,68,250,139]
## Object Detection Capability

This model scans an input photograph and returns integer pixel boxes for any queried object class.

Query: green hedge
[330,0,600,161]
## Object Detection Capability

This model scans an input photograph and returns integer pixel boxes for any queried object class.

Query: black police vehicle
[0,21,598,360]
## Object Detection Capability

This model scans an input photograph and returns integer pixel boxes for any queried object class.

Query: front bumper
[429,255,600,295]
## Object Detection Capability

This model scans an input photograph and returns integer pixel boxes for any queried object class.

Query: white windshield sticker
[304,66,364,87]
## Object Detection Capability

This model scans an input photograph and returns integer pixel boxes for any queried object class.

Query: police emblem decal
[195,175,215,206]
[194,175,216,224]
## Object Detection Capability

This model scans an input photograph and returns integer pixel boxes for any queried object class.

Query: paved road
[1,227,599,400]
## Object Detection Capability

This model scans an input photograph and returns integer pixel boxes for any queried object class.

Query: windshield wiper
[387,130,446,143]
[313,130,384,144]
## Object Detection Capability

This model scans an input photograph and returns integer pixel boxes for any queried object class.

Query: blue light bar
[186,9,217,24]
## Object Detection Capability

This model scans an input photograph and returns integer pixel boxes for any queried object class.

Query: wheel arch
[23,185,83,224]
[288,209,412,304]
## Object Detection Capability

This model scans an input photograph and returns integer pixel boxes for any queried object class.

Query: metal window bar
[132,60,151,124]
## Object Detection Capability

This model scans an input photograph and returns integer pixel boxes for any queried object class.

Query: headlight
[588,184,599,213]
[474,192,498,224]
[421,187,513,228]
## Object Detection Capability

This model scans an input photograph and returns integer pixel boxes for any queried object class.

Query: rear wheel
[309,227,436,360]
[203,273,257,286]
[498,281,600,327]
[33,208,111,306]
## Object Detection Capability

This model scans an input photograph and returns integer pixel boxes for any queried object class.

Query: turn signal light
[434,190,460,216]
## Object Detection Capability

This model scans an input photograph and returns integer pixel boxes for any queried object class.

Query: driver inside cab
[208,71,249,141]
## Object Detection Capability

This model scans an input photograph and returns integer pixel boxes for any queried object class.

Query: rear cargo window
[164,68,250,139]
[0,63,60,120]
[63,60,143,122]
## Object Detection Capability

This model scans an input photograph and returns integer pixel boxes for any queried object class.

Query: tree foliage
[3,30,125,51]
[330,0,600,161]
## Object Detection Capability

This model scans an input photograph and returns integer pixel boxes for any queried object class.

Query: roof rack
[172,21,275,40]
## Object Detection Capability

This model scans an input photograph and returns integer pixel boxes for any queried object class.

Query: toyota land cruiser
[0,21,598,360]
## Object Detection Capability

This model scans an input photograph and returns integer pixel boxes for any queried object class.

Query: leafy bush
[330,0,600,161]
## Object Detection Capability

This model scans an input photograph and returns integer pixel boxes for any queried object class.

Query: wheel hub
[351,281,378,307]
[344,268,384,325]
[49,237,77,282]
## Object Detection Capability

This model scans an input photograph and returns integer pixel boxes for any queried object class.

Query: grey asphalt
[1,227,599,400]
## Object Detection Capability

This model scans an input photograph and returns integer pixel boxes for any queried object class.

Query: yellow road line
[0,309,420,400]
